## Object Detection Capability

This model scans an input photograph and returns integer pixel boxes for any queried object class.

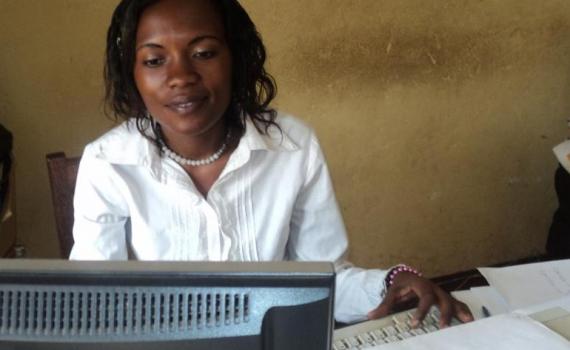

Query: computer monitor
[0,259,335,350]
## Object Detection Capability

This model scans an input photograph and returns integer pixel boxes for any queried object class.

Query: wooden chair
[0,159,17,257]
[46,152,80,258]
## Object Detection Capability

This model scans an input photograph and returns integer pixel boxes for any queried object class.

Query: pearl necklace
[161,130,231,167]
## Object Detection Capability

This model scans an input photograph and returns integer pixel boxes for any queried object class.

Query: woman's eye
[192,50,217,60]
[142,57,164,67]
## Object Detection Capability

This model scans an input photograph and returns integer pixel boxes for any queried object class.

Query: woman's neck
[160,121,229,160]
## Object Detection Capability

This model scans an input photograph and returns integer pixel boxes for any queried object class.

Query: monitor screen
[0,259,335,350]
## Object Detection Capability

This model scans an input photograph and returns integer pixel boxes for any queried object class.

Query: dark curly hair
[104,0,278,145]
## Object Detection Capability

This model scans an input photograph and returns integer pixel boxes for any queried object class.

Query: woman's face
[134,0,232,140]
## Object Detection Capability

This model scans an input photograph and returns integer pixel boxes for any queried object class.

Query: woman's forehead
[136,0,224,42]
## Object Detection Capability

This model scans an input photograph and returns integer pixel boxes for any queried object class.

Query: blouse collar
[91,113,299,168]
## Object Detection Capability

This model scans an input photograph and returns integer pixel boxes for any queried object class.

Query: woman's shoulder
[275,112,312,132]
[272,111,318,146]
[82,120,153,165]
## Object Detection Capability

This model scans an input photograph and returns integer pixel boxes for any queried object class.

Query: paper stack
[452,259,570,319]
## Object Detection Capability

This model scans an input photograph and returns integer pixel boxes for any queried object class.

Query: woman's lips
[167,96,207,114]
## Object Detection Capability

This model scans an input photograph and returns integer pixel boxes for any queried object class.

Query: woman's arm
[69,152,130,260]
[286,130,472,325]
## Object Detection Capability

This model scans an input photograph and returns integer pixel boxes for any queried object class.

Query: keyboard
[332,308,461,349]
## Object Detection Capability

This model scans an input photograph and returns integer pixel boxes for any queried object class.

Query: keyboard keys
[395,323,410,333]
[398,331,413,340]
[334,306,462,349]
[357,333,374,344]
[333,340,348,350]
[424,324,439,333]
[429,313,440,325]
[345,336,360,347]
[383,325,398,337]
[392,313,409,325]
[385,335,400,343]
[371,329,385,341]
[432,309,441,318]
[450,318,462,326]
[411,328,426,336]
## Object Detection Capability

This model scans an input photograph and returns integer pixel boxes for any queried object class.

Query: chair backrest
[0,123,12,213]
[46,152,80,258]
[0,158,17,257]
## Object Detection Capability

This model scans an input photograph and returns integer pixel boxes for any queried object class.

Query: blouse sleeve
[68,149,130,260]
[286,131,389,323]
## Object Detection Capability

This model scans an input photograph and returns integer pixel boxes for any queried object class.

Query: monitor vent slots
[0,286,250,339]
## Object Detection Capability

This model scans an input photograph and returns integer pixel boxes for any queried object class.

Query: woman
[70,0,472,325]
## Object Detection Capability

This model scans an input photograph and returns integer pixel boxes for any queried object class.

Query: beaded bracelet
[386,264,422,287]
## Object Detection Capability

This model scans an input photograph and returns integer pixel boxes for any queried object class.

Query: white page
[372,313,570,350]
[469,286,511,316]
[479,260,570,309]
[452,286,510,320]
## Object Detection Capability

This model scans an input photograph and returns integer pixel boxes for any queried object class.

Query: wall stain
[276,17,570,90]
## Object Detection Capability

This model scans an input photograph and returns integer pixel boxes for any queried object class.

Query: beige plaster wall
[1,0,569,276]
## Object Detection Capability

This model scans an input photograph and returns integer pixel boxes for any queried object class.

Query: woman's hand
[367,272,474,328]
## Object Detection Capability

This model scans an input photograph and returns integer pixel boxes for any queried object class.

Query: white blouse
[554,140,570,173]
[70,112,388,323]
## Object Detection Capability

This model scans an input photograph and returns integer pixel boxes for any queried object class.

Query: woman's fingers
[369,273,475,328]
[434,288,455,328]
[454,300,475,323]
[411,291,436,327]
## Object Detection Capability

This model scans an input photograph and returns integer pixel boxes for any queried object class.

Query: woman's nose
[168,56,200,88]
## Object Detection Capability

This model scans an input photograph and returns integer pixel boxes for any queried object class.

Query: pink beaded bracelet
[386,264,422,286]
